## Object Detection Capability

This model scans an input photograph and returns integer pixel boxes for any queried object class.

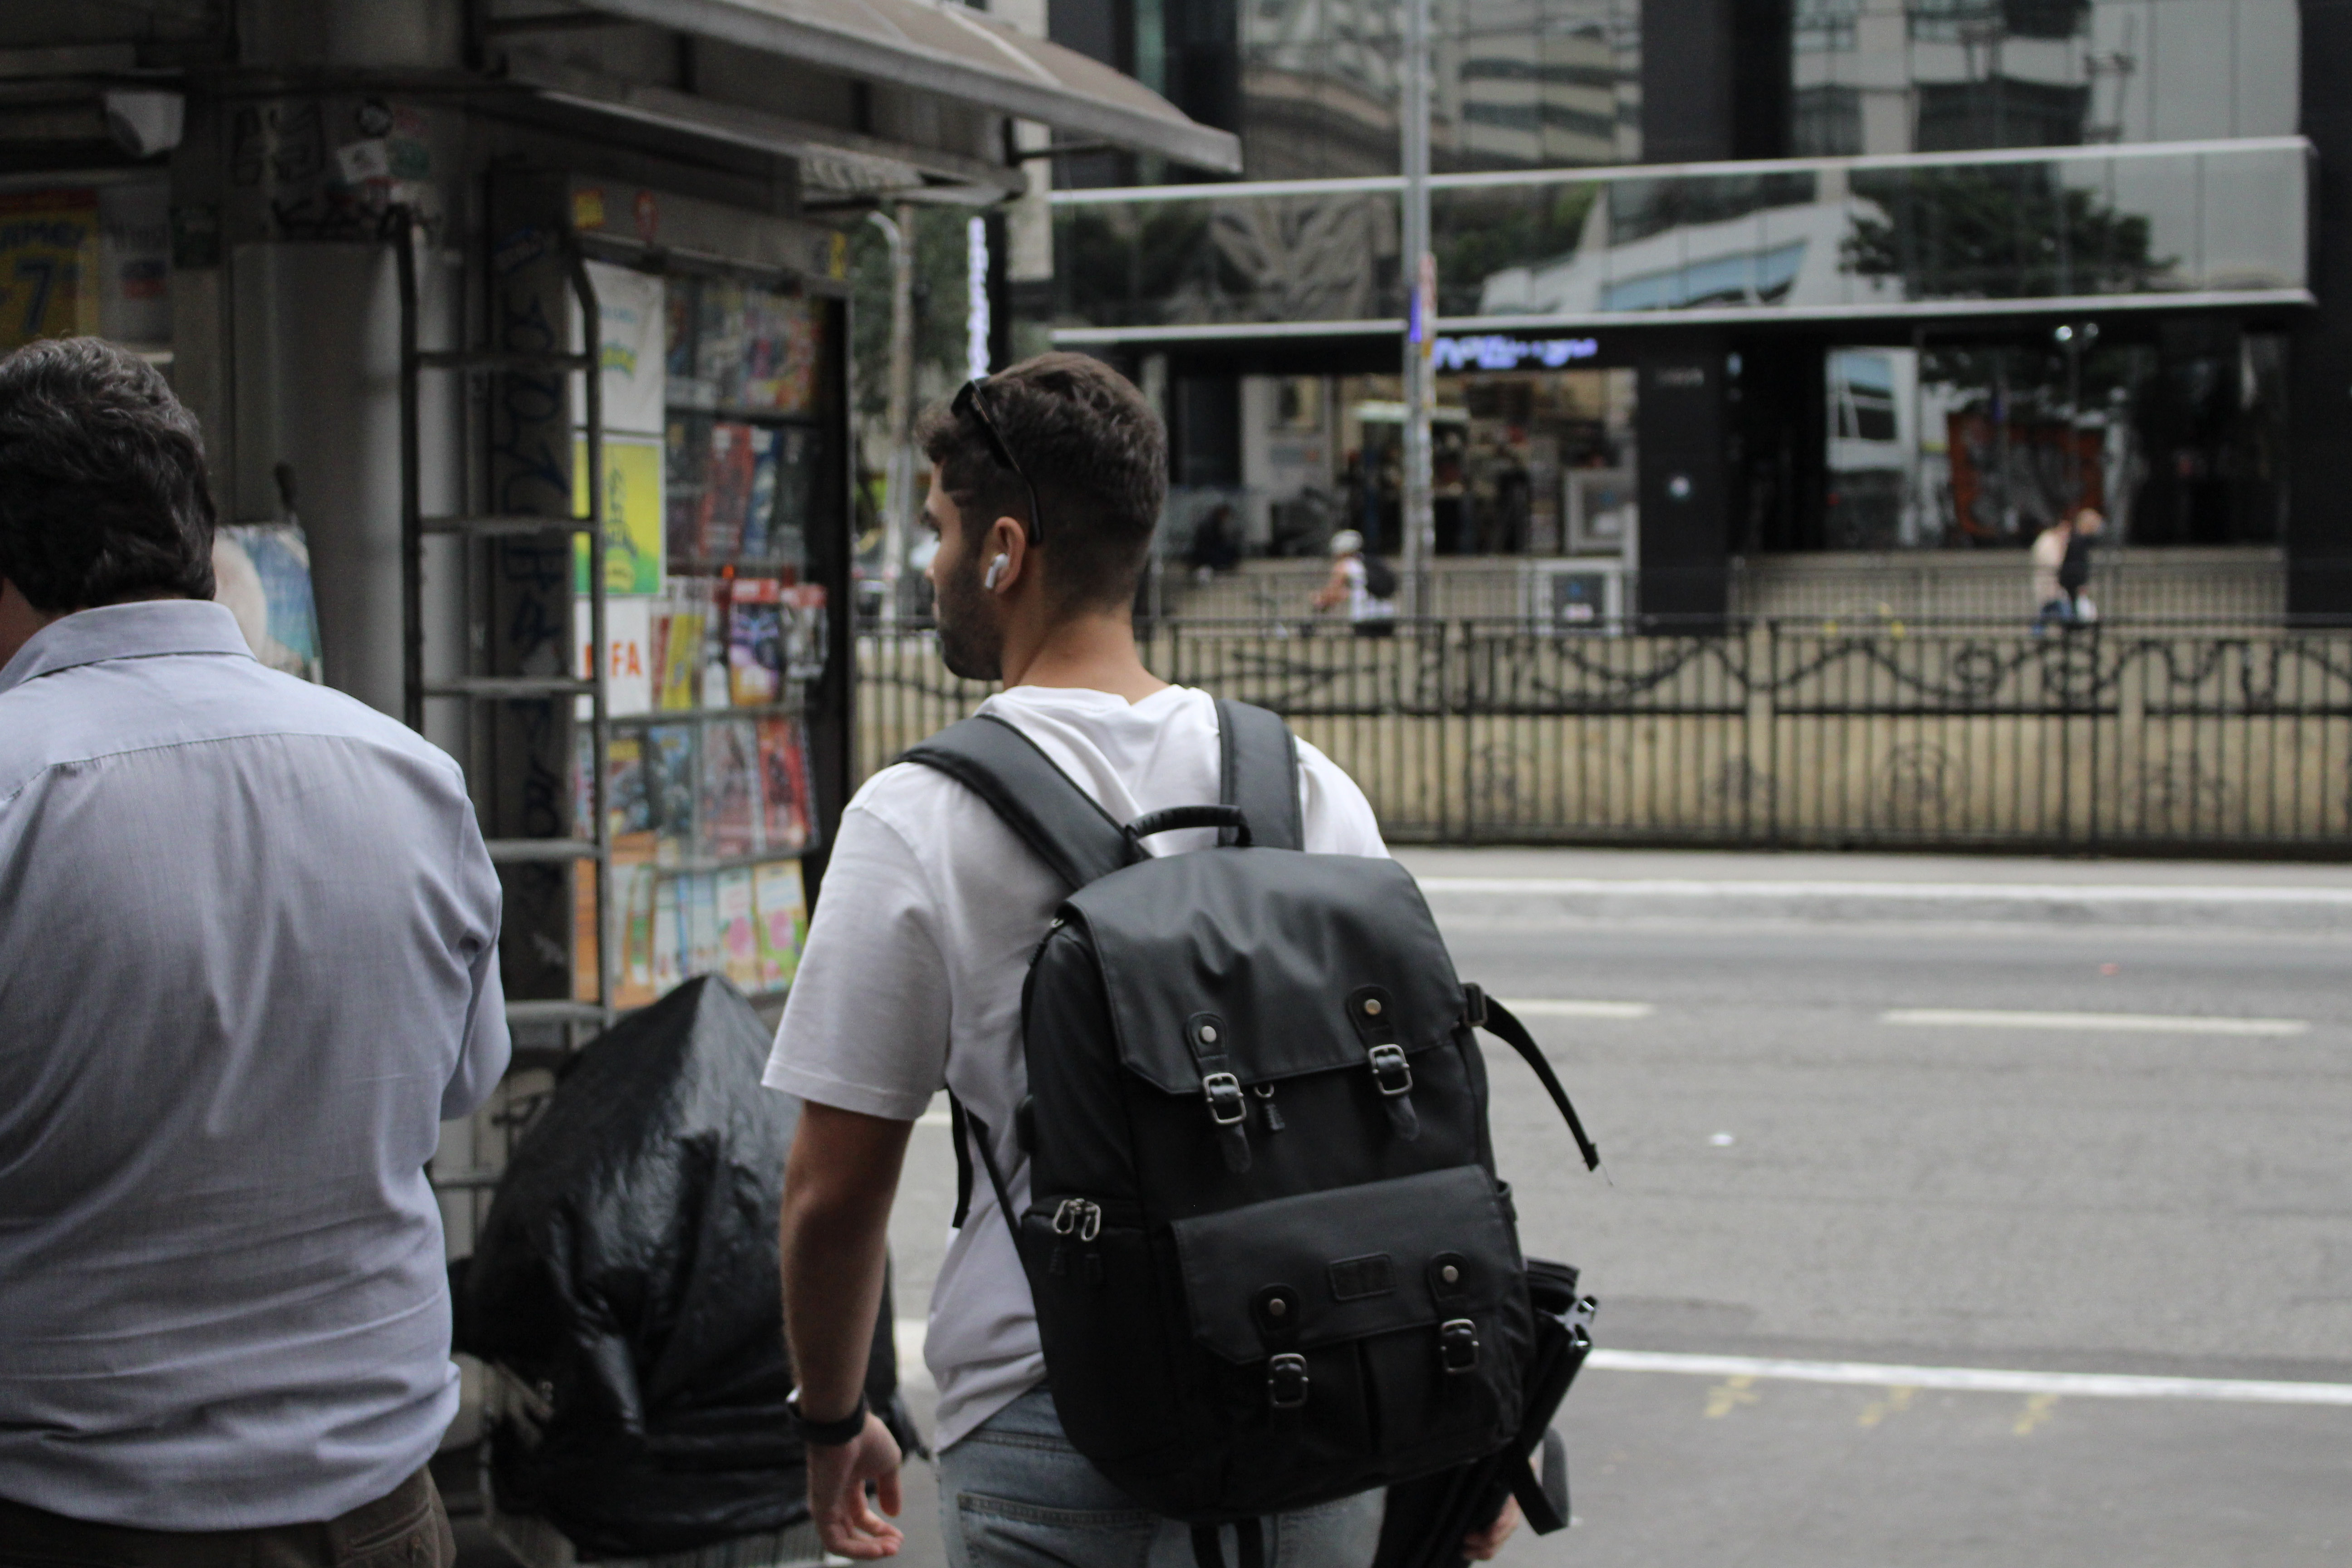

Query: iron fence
[856,620,2352,854]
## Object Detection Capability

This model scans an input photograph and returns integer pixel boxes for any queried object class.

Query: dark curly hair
[0,336,216,612]
[916,352,1166,614]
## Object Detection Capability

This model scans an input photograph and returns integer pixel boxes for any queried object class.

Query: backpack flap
[1069,851,1465,1099]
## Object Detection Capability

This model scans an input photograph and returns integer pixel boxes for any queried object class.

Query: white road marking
[1584,1349,2352,1406]
[1884,1008,2308,1037]
[890,1321,2352,1408]
[1498,998,1656,1019]
[1416,877,2352,906]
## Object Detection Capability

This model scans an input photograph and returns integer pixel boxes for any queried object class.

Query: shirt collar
[0,600,256,699]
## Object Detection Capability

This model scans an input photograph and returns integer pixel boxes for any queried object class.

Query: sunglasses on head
[951,377,1048,552]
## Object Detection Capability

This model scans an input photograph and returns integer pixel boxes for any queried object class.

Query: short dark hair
[917,352,1165,613]
[0,337,217,612]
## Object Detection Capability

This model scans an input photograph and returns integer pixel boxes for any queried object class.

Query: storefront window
[1817,325,2287,550]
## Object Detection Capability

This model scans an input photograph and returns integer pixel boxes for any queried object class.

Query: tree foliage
[1844,167,2169,299]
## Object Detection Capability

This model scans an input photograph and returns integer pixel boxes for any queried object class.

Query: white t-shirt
[763,683,1387,1449]
[1343,557,1397,622]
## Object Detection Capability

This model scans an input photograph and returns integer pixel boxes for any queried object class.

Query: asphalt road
[871,850,2352,1568]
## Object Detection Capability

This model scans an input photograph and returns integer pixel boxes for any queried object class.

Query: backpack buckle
[1267,1352,1310,1408]
[1367,1044,1413,1097]
[1461,983,1489,1029]
[1438,1318,1480,1374]
[1202,1072,1247,1126]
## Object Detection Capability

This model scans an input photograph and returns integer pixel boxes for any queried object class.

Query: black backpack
[904,698,1600,1563]
[1361,552,1400,600]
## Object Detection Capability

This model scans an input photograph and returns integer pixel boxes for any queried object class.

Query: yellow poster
[0,190,100,349]
[573,431,665,596]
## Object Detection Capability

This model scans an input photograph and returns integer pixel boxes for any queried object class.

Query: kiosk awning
[577,0,1243,174]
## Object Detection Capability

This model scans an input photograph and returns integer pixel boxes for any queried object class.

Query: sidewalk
[1392,846,2352,932]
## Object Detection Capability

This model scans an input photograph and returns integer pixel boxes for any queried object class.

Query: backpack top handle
[1124,804,1252,858]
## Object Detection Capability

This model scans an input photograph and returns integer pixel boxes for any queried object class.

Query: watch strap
[790,1390,870,1447]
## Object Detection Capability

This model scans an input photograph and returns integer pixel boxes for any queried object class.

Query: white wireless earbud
[984,553,1011,591]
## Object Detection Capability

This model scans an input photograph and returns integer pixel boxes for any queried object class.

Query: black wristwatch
[788,1389,870,1446]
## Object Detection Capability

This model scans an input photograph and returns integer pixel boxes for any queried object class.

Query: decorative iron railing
[857,620,2352,853]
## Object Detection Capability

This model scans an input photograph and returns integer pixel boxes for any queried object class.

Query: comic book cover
[682,872,721,979]
[769,425,814,570]
[696,278,747,407]
[753,859,808,992]
[644,724,697,865]
[716,867,760,990]
[652,873,683,997]
[742,426,779,560]
[696,578,734,709]
[728,578,783,706]
[605,730,653,840]
[741,292,819,414]
[664,275,704,392]
[572,855,601,1003]
[665,413,710,566]
[755,716,812,853]
[609,842,658,1009]
[654,587,705,710]
[781,583,828,679]
[701,421,756,561]
[698,716,760,860]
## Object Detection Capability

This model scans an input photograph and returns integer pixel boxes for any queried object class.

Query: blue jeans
[938,1387,1385,1568]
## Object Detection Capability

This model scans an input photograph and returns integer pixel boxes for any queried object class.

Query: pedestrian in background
[2060,506,2104,622]
[0,339,508,1567]
[2030,512,2075,631]
[1313,527,1400,637]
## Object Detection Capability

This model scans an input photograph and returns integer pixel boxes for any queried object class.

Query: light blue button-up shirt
[0,600,509,1529]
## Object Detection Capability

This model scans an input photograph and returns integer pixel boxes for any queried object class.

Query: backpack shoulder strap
[901,714,1133,891]
[1215,697,1304,852]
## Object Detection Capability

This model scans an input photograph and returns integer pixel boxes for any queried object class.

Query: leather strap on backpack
[1465,985,1603,1175]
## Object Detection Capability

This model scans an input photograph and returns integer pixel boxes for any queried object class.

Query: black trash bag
[456,975,918,1558]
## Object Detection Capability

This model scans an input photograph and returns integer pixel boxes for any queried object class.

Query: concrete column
[2288,0,2352,617]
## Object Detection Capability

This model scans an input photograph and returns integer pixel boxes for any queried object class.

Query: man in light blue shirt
[0,338,507,1564]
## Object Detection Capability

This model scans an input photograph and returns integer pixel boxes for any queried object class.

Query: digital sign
[1432,333,1601,372]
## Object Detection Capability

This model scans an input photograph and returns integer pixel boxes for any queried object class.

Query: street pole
[869,205,916,627]
[1400,0,1434,619]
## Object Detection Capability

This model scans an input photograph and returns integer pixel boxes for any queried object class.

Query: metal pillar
[1399,0,1434,617]
[870,205,916,627]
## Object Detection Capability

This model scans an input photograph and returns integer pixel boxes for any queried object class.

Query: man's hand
[1462,1495,1521,1562]
[779,1104,915,1560]
[808,1411,905,1559]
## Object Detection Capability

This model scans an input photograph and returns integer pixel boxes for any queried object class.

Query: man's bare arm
[780,1100,916,1559]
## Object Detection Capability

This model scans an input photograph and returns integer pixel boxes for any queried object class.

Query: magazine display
[577,268,830,1007]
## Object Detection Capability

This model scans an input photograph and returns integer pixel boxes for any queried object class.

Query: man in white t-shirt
[1312,529,1398,637]
[765,356,1517,1568]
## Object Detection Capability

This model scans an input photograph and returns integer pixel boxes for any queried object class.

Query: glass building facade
[1040,0,2329,606]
